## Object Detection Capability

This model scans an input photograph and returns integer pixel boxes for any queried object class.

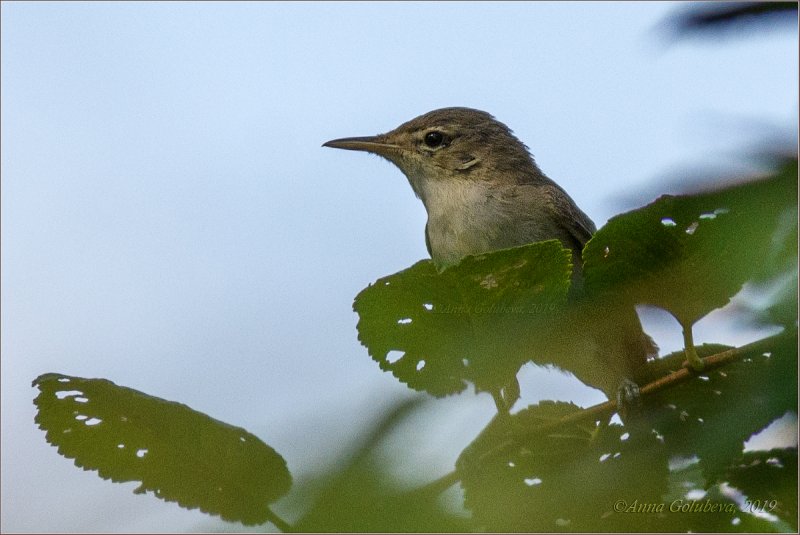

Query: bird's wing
[546,183,597,252]
[424,222,433,258]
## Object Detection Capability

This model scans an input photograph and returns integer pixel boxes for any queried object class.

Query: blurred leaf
[747,179,798,329]
[724,448,798,530]
[756,274,799,329]
[583,162,797,329]
[293,398,468,532]
[668,2,797,37]
[643,332,797,484]
[354,240,572,397]
[33,373,291,526]
[457,401,669,531]
[661,476,782,533]
[294,458,467,533]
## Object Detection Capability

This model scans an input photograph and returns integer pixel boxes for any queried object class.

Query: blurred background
[2,1,797,532]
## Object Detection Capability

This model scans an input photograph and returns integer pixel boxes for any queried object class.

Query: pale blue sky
[2,2,797,532]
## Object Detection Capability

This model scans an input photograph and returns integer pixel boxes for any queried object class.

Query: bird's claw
[616,378,641,419]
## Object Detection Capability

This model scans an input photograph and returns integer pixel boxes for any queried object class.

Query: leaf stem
[681,320,705,371]
[265,507,295,533]
[476,329,791,464]
[409,329,792,496]
[407,470,461,497]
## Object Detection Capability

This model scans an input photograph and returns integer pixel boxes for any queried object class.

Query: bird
[323,107,657,410]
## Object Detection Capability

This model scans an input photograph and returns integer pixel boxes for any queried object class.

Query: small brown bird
[324,107,656,407]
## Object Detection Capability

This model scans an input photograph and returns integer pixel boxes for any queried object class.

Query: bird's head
[323,107,543,198]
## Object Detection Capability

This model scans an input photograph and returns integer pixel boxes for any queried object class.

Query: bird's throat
[410,174,510,268]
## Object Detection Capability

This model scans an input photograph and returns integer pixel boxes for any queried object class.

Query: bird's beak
[322,135,400,158]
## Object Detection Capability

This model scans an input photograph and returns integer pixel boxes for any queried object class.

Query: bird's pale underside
[324,107,657,408]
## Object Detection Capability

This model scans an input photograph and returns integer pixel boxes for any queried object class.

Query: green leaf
[583,162,797,328]
[723,448,798,530]
[33,373,291,526]
[293,398,469,532]
[353,240,572,397]
[643,333,797,484]
[457,401,669,531]
[660,477,780,533]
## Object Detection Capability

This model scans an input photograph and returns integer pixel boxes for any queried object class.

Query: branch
[413,328,793,494]
[519,329,790,437]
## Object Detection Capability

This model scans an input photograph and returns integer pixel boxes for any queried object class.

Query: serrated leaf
[33,373,291,525]
[643,333,796,483]
[457,402,669,531]
[583,162,797,328]
[353,240,572,397]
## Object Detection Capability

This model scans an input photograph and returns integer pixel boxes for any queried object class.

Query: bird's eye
[424,131,445,148]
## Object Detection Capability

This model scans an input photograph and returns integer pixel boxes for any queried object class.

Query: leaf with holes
[723,448,797,530]
[583,161,796,328]
[353,240,572,397]
[456,401,669,531]
[33,373,291,525]
[643,333,796,483]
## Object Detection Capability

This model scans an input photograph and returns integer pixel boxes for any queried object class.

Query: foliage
[29,6,797,531]
[32,156,797,532]
[665,1,797,37]
[32,373,291,527]
[353,240,571,397]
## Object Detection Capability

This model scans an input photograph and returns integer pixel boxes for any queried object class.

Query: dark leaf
[660,472,781,533]
[33,373,291,525]
[643,333,796,483]
[723,448,798,530]
[353,240,572,397]
[583,163,797,328]
[667,2,797,37]
[457,401,669,531]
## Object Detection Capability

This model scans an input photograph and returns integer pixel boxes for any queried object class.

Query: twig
[414,329,792,492]
[265,507,295,533]
[407,470,460,498]
[521,329,788,436]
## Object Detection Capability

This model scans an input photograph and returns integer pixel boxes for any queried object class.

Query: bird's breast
[416,178,513,268]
